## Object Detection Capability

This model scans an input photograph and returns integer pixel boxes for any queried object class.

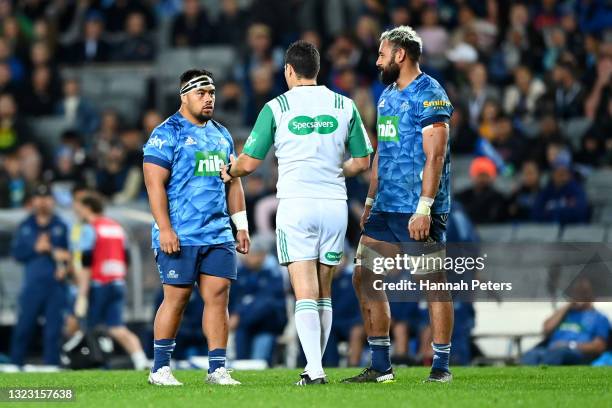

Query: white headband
[180,75,214,95]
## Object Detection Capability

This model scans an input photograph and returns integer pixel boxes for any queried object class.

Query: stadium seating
[476,224,514,243]
[513,223,561,243]
[561,225,608,242]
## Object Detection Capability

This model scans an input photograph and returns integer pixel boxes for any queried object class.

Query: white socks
[318,298,333,355]
[131,350,149,370]
[295,299,324,379]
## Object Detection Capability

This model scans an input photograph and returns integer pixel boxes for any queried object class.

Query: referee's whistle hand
[160,227,180,254]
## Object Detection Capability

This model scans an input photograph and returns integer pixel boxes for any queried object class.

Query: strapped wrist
[415,197,434,216]
[231,210,248,231]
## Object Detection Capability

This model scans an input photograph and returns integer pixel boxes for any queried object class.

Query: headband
[180,75,214,95]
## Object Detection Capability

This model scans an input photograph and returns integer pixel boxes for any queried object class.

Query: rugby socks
[208,348,226,373]
[318,298,333,355]
[152,338,175,372]
[431,343,451,372]
[295,299,324,379]
[368,336,391,372]
[130,350,149,370]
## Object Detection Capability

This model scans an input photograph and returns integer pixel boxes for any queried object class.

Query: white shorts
[276,198,347,266]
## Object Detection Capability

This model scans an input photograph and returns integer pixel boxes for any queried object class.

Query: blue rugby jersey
[373,73,453,214]
[143,112,235,248]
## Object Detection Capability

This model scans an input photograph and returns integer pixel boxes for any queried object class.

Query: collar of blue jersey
[180,75,214,95]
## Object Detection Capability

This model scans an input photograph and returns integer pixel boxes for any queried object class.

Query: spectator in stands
[541,61,586,120]
[103,0,156,34]
[214,0,249,47]
[506,160,541,221]
[229,236,287,366]
[416,8,449,69]
[450,104,479,154]
[456,157,507,224]
[390,301,426,366]
[66,11,111,64]
[244,65,276,126]
[522,278,610,366]
[491,114,526,172]
[0,93,30,154]
[0,36,24,83]
[463,63,501,128]
[141,109,163,136]
[503,65,546,123]
[0,62,17,97]
[171,0,214,47]
[477,99,501,142]
[10,184,70,367]
[574,132,603,168]
[55,78,100,137]
[19,65,60,116]
[0,151,26,207]
[532,149,590,224]
[96,139,141,204]
[323,255,365,367]
[92,109,121,167]
[115,12,155,62]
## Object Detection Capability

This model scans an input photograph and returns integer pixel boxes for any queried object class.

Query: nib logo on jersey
[377,115,399,142]
[288,115,338,136]
[194,151,227,176]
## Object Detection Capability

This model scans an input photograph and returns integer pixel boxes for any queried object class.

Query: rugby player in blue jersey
[143,69,250,386]
[343,26,455,383]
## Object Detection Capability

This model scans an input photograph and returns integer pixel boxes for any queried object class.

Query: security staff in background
[10,184,70,366]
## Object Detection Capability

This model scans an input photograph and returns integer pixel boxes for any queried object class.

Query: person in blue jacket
[229,236,287,366]
[10,184,70,366]
[532,150,589,224]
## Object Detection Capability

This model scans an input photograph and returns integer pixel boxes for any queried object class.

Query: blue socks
[208,348,226,373]
[153,338,175,372]
[368,336,391,372]
[432,342,451,372]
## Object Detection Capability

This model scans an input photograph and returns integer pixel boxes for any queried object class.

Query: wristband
[365,197,374,207]
[231,210,249,231]
[415,197,434,216]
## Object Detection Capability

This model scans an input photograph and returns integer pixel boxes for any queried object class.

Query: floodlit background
[0,0,611,369]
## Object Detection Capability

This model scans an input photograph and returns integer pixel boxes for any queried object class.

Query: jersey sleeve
[419,87,454,128]
[143,127,176,170]
[243,103,275,160]
[78,224,97,252]
[347,101,373,158]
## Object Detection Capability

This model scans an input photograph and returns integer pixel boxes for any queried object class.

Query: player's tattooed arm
[143,163,180,254]
[227,175,251,254]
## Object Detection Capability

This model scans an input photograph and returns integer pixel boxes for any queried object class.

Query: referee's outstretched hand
[160,227,180,254]
[220,154,236,183]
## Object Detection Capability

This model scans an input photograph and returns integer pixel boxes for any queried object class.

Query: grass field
[1,367,611,407]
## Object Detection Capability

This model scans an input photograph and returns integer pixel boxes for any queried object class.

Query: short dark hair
[80,194,104,215]
[180,69,214,87]
[284,40,320,80]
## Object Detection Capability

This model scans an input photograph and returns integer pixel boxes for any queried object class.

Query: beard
[191,107,213,123]
[379,61,400,85]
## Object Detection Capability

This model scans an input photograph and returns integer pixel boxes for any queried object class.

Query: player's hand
[408,214,431,241]
[34,233,52,253]
[360,204,372,231]
[236,229,250,254]
[220,154,236,184]
[160,227,180,255]
[74,294,88,318]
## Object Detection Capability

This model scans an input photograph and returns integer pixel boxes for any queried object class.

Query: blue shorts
[363,212,448,244]
[154,242,237,285]
[88,281,125,328]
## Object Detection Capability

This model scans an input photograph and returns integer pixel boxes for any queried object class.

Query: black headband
[180,75,214,95]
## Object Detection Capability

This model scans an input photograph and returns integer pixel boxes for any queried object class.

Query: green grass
[1,367,611,407]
